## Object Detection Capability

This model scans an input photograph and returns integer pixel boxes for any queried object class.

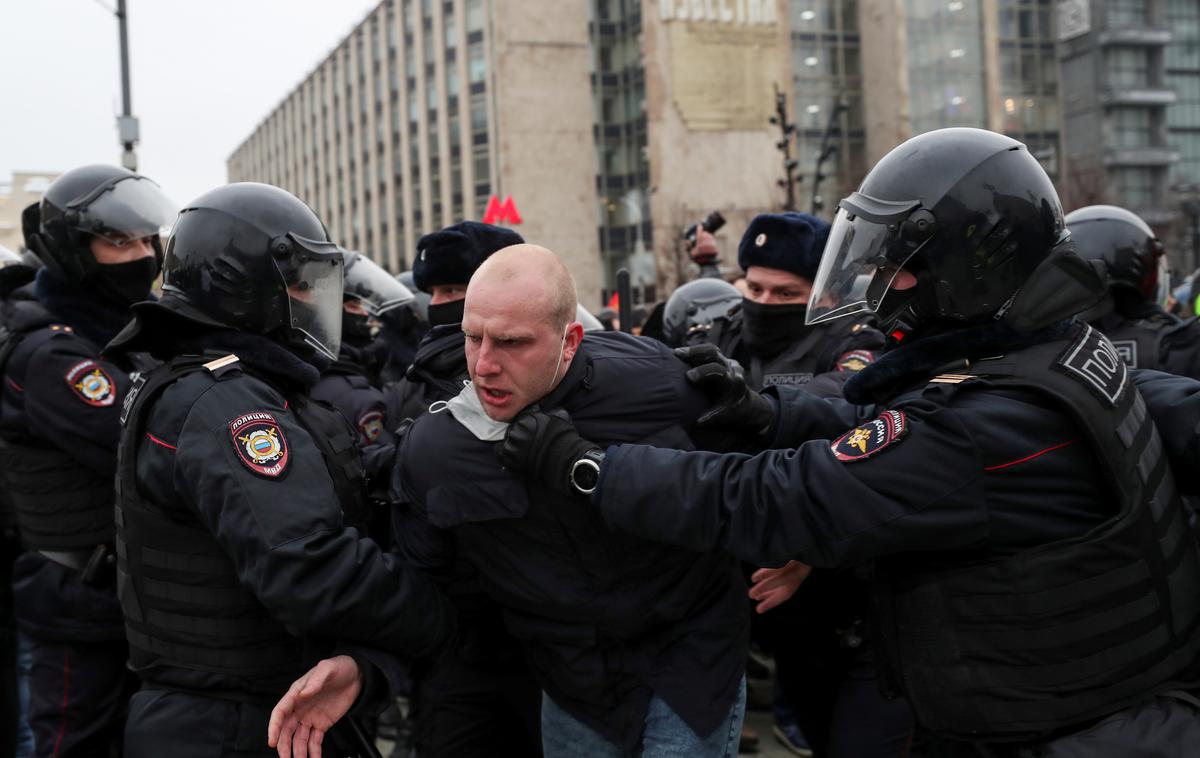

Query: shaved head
[470,244,578,329]
[462,244,585,419]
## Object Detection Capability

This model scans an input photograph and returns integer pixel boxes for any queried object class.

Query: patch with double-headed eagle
[65,360,116,407]
[358,411,385,444]
[836,349,876,373]
[229,411,290,478]
[830,410,908,463]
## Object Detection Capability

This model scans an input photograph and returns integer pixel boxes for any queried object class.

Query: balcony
[1104,146,1180,167]
[1098,29,1172,47]
[1099,87,1178,106]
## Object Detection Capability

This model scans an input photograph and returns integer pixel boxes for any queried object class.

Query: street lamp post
[115,0,139,170]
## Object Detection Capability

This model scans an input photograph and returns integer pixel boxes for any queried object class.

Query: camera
[682,211,726,246]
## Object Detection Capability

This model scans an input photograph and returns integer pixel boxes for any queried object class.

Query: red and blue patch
[229,411,290,478]
[830,410,908,463]
[65,360,116,407]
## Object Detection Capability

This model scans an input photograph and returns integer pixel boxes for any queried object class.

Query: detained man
[272,245,749,758]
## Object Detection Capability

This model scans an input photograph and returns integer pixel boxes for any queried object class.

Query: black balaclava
[740,299,810,357]
[427,298,466,328]
[87,256,160,309]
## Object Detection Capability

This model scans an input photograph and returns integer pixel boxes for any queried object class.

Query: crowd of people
[1,125,1200,758]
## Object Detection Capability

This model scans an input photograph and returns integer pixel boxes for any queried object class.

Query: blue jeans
[15,630,33,758]
[541,677,746,758]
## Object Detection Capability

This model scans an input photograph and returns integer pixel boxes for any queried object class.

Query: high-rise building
[230,0,1085,303]
[1165,0,1200,269]
[228,0,604,302]
[1058,1,1177,230]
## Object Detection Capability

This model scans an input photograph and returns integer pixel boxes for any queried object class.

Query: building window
[1111,107,1154,147]
[1107,47,1151,89]
[1108,0,1149,28]
[468,42,486,84]
[1112,167,1159,207]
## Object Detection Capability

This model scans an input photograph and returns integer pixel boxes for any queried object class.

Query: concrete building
[1165,0,1200,269]
[229,0,1083,303]
[1058,0,1178,235]
[228,0,603,303]
[0,172,59,254]
[228,0,797,304]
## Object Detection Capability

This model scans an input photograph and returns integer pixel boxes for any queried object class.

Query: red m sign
[482,195,523,225]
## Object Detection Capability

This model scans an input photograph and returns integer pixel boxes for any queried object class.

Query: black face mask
[740,299,811,357]
[427,298,465,328]
[342,311,374,347]
[89,257,160,308]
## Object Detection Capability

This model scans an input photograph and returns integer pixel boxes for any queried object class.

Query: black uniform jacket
[384,323,468,423]
[595,321,1122,569]
[394,331,749,750]
[0,273,133,641]
[127,330,453,695]
[311,341,396,488]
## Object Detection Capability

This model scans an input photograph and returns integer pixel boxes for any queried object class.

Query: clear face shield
[272,234,346,361]
[67,175,177,246]
[805,193,936,326]
[343,252,414,316]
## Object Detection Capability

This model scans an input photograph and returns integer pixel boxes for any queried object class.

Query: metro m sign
[482,195,523,225]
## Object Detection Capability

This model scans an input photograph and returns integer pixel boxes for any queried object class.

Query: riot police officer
[0,165,175,758]
[103,183,453,757]
[498,128,1200,756]
[382,221,542,757]
[660,278,742,348]
[1067,204,1200,378]
[311,251,413,474]
[689,212,884,395]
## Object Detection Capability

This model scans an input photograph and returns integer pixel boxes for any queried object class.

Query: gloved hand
[675,344,776,448]
[496,408,601,496]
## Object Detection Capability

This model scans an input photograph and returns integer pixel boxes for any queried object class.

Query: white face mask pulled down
[433,325,571,442]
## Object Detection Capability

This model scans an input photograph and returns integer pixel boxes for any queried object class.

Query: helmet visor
[806,203,927,325]
[275,234,345,360]
[68,176,177,245]
[344,253,414,315]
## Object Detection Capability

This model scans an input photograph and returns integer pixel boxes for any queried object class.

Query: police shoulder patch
[836,349,876,373]
[1056,323,1127,406]
[830,410,908,463]
[358,410,385,444]
[65,360,116,407]
[229,411,290,478]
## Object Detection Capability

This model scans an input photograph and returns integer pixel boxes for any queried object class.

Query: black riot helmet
[807,128,1101,338]
[662,278,742,347]
[343,252,413,315]
[27,164,175,284]
[157,183,347,360]
[1065,205,1166,305]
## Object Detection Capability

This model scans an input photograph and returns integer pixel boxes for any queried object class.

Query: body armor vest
[1094,311,1179,371]
[115,353,368,689]
[0,319,115,550]
[878,323,1200,741]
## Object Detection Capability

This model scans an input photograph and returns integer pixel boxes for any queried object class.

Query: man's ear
[562,322,585,362]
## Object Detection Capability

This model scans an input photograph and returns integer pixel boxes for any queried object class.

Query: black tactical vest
[877,323,1200,741]
[0,319,115,550]
[115,353,368,688]
[1096,312,1178,370]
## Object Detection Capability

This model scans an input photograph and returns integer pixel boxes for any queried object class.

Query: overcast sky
[0,0,382,205]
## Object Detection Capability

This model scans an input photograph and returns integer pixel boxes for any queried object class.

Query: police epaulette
[929,373,976,384]
[203,354,241,378]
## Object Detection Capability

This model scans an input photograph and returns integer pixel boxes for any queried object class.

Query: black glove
[496,408,600,496]
[675,344,776,448]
